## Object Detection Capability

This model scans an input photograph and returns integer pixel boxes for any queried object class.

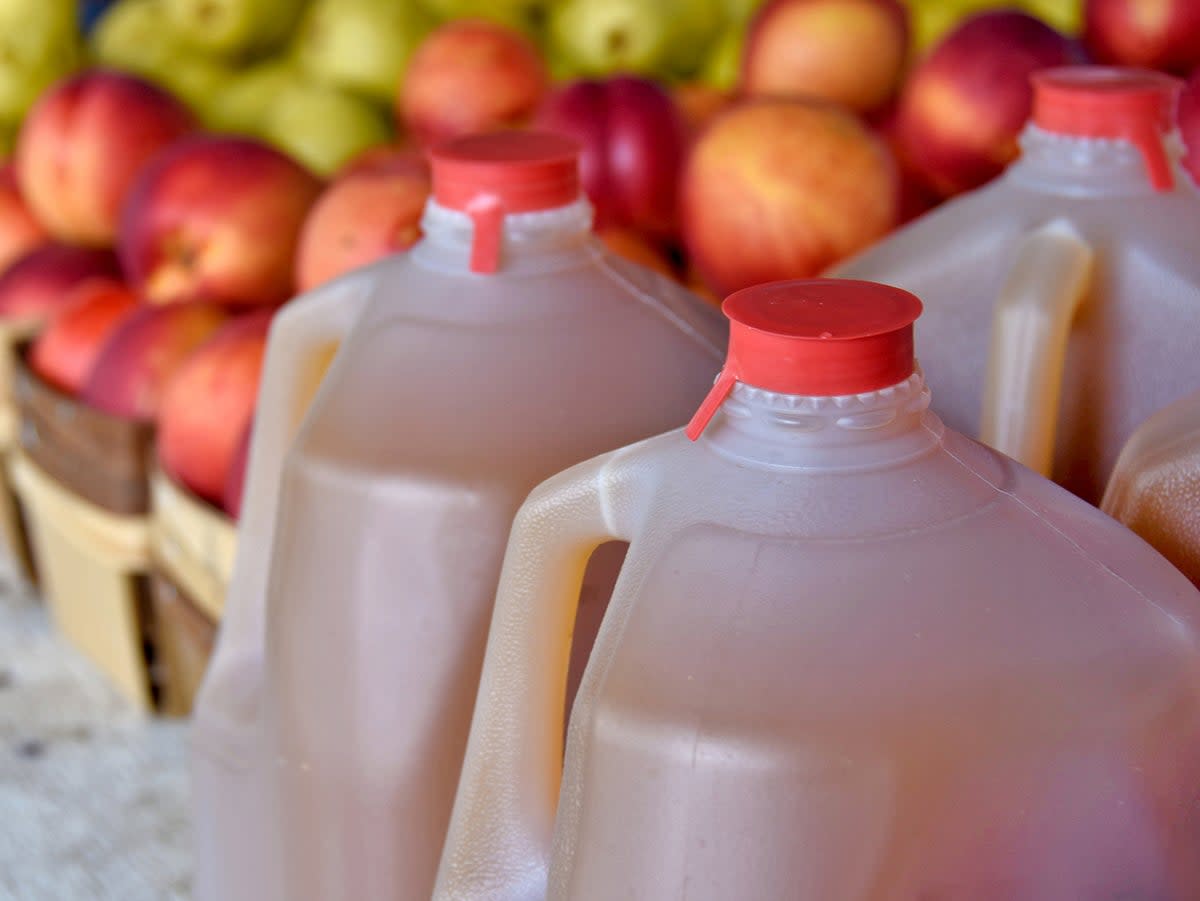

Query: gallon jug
[1103,389,1200,589]
[190,131,727,901]
[832,65,1200,503]
[435,278,1200,901]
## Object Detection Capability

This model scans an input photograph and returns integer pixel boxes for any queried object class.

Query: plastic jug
[832,66,1200,503]
[189,131,727,901]
[1103,389,1200,589]
[435,278,1200,901]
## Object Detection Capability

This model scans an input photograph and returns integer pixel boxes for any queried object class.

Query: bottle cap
[1031,66,1182,191]
[428,131,582,273]
[685,279,923,441]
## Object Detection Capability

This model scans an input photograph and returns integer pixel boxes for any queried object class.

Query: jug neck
[699,369,941,471]
[411,197,596,274]
[1006,124,1184,196]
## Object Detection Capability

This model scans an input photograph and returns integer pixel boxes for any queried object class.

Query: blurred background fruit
[0,165,46,274]
[400,18,547,147]
[295,147,430,291]
[681,97,899,295]
[0,0,81,130]
[892,10,1079,197]
[1179,66,1200,185]
[259,80,393,176]
[1083,0,1200,73]
[743,0,909,114]
[28,278,138,394]
[119,135,323,307]
[537,76,688,238]
[0,244,121,321]
[15,70,197,246]
[157,310,271,506]
[80,301,229,419]
[162,0,305,56]
[222,417,252,518]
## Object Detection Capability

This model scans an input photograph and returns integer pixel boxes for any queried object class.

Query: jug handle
[979,219,1093,477]
[196,271,373,720]
[434,452,632,901]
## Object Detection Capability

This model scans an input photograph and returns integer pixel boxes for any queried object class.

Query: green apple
[295,0,435,104]
[548,0,677,77]
[91,0,236,116]
[701,29,743,91]
[162,0,305,56]
[205,57,297,134]
[0,0,81,123]
[260,81,393,176]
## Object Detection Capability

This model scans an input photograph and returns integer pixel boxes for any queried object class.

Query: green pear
[205,57,297,134]
[548,0,676,77]
[418,0,556,38]
[664,0,724,79]
[91,0,236,115]
[294,0,435,104]
[700,28,743,91]
[723,0,767,27]
[261,81,394,176]
[162,0,305,56]
[0,0,81,122]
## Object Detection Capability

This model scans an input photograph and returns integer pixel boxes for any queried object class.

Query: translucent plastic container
[435,279,1200,901]
[832,66,1200,503]
[1103,390,1200,589]
[190,132,727,901]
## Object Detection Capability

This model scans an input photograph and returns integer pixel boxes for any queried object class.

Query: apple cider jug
[435,279,1200,901]
[832,66,1200,503]
[1103,389,1200,589]
[189,131,727,901]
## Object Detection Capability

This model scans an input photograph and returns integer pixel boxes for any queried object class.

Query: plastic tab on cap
[685,279,923,441]
[1031,66,1182,192]
[429,131,582,274]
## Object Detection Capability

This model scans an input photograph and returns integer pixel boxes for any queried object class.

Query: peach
[1084,0,1200,74]
[597,227,677,278]
[0,164,47,275]
[119,135,324,307]
[399,19,547,148]
[157,311,271,506]
[0,243,121,322]
[29,278,140,394]
[681,98,899,296]
[742,0,909,114]
[294,147,430,292]
[893,10,1078,197]
[81,301,230,420]
[14,69,197,246]
[672,82,734,138]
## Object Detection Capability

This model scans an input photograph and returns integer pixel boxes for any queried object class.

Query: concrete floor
[0,559,192,900]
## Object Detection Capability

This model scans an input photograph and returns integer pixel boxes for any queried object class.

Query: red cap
[1031,66,1181,191]
[685,279,922,441]
[429,131,582,273]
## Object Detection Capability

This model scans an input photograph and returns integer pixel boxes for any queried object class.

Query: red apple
[157,311,271,507]
[29,279,140,395]
[81,301,230,420]
[294,148,430,292]
[15,69,197,247]
[1179,66,1200,185]
[894,11,1079,198]
[0,243,122,322]
[537,76,688,239]
[1084,0,1200,74]
[119,135,324,308]
[743,0,909,114]
[0,165,47,275]
[681,98,899,296]
[222,416,252,519]
[400,19,547,148]
[597,226,677,278]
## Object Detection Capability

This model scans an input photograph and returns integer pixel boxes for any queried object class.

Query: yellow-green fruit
[295,0,435,103]
[205,57,297,134]
[907,0,1003,54]
[723,0,767,26]
[162,0,306,56]
[666,0,725,79]
[701,29,743,91]
[0,0,81,121]
[91,0,236,116]
[1019,0,1081,35]
[261,82,393,176]
[549,0,691,78]
[418,0,555,38]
